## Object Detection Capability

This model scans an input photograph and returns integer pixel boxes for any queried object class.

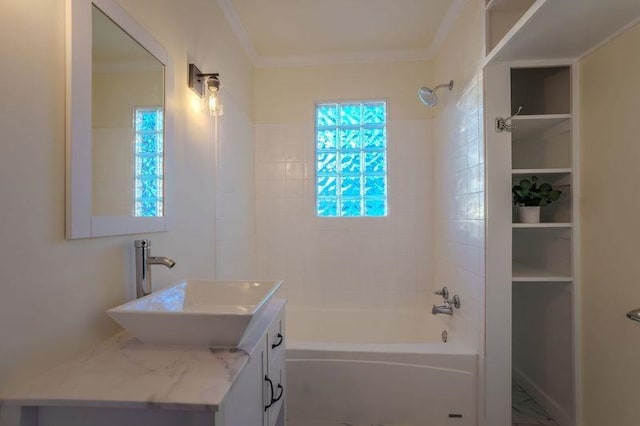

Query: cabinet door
[223,345,266,426]
[266,352,285,426]
[265,307,286,426]
[267,308,285,364]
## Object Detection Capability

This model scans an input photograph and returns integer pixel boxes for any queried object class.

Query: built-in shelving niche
[511,116,571,169]
[512,281,574,425]
[511,67,571,115]
[508,64,575,425]
[512,227,572,282]
[485,0,536,55]
[484,0,640,64]
[512,173,572,224]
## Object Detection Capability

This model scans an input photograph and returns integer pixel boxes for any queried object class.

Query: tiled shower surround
[254,119,434,310]
[432,73,485,350]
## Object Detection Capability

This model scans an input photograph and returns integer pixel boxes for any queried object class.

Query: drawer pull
[271,383,284,404]
[264,375,274,411]
[264,376,284,411]
[271,333,284,349]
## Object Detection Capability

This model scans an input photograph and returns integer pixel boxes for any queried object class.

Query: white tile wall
[433,74,485,351]
[255,120,435,311]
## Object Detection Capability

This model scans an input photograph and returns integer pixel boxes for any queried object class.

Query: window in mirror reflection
[91,4,165,220]
[134,107,164,217]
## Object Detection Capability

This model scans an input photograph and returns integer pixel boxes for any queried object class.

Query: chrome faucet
[134,239,176,298]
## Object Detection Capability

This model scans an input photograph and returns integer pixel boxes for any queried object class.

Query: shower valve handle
[434,287,449,300]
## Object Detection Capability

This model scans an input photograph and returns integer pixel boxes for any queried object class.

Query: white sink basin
[107,280,283,348]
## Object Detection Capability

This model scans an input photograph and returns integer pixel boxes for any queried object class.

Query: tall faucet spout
[134,240,176,298]
[147,256,176,268]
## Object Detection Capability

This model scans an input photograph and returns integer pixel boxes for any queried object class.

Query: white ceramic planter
[518,206,541,223]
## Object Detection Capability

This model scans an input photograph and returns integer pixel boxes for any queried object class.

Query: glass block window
[134,107,163,217]
[315,101,388,217]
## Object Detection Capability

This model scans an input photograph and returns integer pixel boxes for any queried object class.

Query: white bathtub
[285,307,478,426]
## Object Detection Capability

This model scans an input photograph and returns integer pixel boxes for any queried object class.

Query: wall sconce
[188,63,223,117]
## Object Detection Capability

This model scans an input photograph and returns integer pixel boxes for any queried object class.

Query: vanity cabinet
[1,300,286,426]
[222,306,285,426]
[266,311,285,426]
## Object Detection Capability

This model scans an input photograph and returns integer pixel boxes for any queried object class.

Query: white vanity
[0,295,286,426]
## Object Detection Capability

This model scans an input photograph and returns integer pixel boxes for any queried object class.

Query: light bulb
[203,76,223,117]
[211,88,223,117]
[207,91,217,116]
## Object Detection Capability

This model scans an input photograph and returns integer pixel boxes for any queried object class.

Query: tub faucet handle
[450,294,461,309]
[434,286,449,300]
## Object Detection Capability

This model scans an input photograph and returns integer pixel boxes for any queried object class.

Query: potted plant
[512,176,561,223]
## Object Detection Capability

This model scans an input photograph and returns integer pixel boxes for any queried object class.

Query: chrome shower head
[418,87,438,107]
[418,80,454,107]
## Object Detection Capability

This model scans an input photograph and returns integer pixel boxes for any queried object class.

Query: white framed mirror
[66,0,173,238]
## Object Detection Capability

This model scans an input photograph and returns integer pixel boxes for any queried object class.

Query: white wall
[254,61,436,311]
[579,21,640,426]
[0,0,254,416]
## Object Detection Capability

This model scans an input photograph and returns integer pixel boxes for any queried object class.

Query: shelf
[512,223,572,228]
[512,114,570,121]
[512,168,571,175]
[486,0,535,13]
[485,0,537,54]
[485,0,640,64]
[512,263,572,282]
[511,115,570,143]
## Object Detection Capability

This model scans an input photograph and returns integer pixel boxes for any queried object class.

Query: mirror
[66,0,172,238]
[92,6,164,218]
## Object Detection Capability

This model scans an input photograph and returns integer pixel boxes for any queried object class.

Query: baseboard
[512,367,572,426]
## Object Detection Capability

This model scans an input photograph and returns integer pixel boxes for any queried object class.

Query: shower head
[418,80,454,107]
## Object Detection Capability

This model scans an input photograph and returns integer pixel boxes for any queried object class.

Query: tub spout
[432,294,460,316]
[432,304,453,315]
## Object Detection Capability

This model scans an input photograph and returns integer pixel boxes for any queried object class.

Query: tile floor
[512,381,558,426]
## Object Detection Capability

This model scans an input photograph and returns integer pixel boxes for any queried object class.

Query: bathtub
[285,307,478,426]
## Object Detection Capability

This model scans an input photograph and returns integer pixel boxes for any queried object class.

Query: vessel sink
[107,280,283,348]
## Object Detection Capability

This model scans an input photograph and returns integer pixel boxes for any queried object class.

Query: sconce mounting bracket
[188,63,219,97]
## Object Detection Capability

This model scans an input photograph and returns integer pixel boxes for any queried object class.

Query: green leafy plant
[512,176,561,207]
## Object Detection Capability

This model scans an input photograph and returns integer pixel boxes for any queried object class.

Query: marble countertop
[0,299,286,412]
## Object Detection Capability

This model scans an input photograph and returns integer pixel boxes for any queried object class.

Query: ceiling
[217,0,461,67]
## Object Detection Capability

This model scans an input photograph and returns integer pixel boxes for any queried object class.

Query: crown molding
[255,48,431,68]
[425,0,470,58]
[216,0,259,63]
[218,0,469,68]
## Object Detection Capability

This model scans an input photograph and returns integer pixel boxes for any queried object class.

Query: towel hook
[496,106,523,133]
[627,308,640,323]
